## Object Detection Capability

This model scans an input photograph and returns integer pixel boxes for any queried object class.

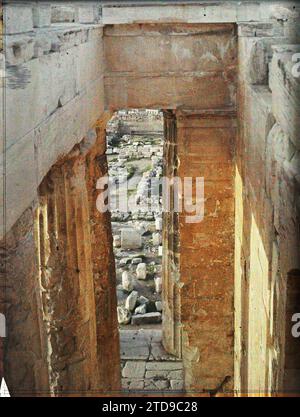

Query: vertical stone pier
[177,110,236,394]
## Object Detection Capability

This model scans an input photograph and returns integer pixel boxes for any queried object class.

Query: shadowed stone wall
[2,116,120,396]
[177,110,235,394]
[235,21,300,395]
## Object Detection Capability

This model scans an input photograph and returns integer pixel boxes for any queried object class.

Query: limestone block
[51,6,77,23]
[136,263,147,280]
[117,306,131,325]
[146,362,183,371]
[154,277,162,294]
[134,304,147,315]
[125,291,138,312]
[131,312,162,326]
[105,71,235,110]
[121,229,142,249]
[32,4,51,28]
[120,258,131,266]
[145,370,169,379]
[4,3,33,34]
[6,53,76,148]
[138,296,149,305]
[129,380,144,390]
[155,217,162,231]
[170,380,184,390]
[122,361,146,379]
[267,3,300,21]
[102,4,237,25]
[122,271,133,293]
[33,91,87,184]
[113,235,121,248]
[155,301,163,312]
[104,24,236,74]
[238,22,283,38]
[77,5,97,24]
[153,380,169,390]
[77,31,104,93]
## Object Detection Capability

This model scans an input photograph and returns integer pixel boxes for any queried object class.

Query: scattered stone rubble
[107,110,164,327]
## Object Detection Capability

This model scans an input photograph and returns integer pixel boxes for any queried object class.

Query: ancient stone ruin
[0,0,300,397]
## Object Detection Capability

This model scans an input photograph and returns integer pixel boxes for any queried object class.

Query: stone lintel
[176,108,237,128]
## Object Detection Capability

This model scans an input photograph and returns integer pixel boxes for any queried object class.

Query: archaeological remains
[0,0,300,397]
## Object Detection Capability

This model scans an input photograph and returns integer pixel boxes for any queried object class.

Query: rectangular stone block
[122,361,146,379]
[51,5,77,23]
[121,229,142,249]
[4,4,33,34]
[131,312,162,326]
[77,4,98,24]
[32,4,51,28]
[146,362,183,371]
[104,24,236,74]
[105,72,235,110]
[102,4,237,25]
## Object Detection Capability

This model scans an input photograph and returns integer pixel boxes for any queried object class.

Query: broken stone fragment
[170,380,184,390]
[122,271,133,292]
[119,257,132,266]
[125,290,138,311]
[122,361,146,379]
[155,218,162,231]
[138,295,149,305]
[121,228,142,249]
[154,277,162,294]
[117,306,131,325]
[134,304,147,315]
[136,263,147,280]
[132,257,143,265]
[153,379,169,390]
[155,301,163,312]
[131,312,162,325]
[113,235,121,248]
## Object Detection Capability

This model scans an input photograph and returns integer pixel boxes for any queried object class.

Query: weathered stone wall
[177,110,236,394]
[1,0,300,397]
[1,3,110,394]
[1,2,104,240]
[2,116,120,396]
[104,23,236,111]
[235,16,300,395]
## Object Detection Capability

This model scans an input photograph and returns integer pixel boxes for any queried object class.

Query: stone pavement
[120,329,184,393]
